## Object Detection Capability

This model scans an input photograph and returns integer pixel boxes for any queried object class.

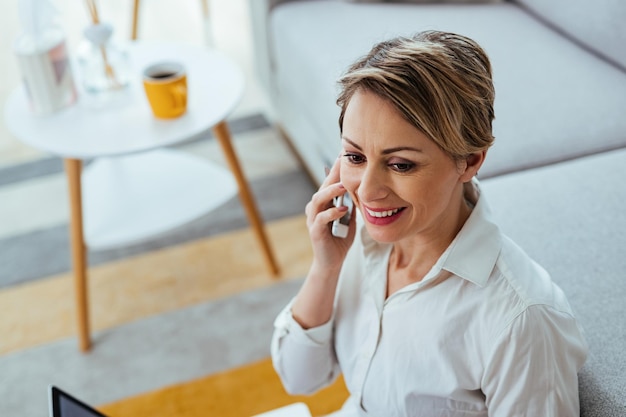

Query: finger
[320,155,342,188]
[305,182,344,227]
[310,206,349,234]
[309,182,346,215]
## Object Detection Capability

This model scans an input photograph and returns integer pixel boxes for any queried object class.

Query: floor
[1,1,317,415]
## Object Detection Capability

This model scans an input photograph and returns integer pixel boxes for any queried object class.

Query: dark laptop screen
[50,386,108,417]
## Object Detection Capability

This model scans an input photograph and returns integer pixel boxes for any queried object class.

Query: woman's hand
[305,157,357,274]
[292,157,357,329]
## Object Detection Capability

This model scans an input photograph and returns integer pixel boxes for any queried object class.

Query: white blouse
[271,181,588,417]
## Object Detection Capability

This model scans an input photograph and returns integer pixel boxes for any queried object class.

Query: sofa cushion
[270,1,626,183]
[482,148,626,416]
[514,0,626,71]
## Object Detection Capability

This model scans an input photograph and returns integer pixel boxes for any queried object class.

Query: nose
[357,164,389,203]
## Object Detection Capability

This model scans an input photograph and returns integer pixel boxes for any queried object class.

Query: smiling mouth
[362,206,407,226]
[365,207,404,218]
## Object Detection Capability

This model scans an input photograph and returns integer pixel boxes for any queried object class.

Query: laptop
[49,385,312,417]
[49,386,107,417]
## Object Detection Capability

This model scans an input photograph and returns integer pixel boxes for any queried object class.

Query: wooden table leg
[131,0,141,40]
[64,159,91,352]
[212,121,280,277]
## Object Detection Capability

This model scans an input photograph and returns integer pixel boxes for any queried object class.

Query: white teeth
[366,208,400,218]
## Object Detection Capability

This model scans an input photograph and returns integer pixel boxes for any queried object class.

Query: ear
[459,151,486,182]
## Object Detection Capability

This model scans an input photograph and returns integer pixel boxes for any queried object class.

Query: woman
[271,31,588,416]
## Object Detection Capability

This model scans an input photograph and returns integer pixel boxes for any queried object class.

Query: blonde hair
[337,31,495,160]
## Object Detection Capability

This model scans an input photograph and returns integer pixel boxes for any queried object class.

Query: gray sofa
[247,0,626,415]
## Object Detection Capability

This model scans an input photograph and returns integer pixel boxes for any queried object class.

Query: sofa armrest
[247,0,297,99]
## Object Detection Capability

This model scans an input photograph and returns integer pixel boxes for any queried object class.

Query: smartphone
[332,193,353,238]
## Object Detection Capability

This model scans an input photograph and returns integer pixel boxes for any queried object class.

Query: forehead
[342,90,433,150]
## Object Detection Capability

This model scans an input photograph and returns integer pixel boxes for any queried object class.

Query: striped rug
[0,115,344,416]
[100,358,348,417]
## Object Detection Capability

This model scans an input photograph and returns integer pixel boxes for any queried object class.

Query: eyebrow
[342,137,423,155]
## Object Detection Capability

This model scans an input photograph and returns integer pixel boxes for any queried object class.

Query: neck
[387,188,472,292]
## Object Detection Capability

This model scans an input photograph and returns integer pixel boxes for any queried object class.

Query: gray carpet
[0,277,303,417]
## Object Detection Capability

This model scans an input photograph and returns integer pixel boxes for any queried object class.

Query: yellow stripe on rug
[0,215,312,355]
[99,357,349,417]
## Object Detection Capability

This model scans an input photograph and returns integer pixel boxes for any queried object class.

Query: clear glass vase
[76,23,129,95]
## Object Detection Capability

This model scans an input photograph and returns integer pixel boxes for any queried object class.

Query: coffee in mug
[143,62,187,118]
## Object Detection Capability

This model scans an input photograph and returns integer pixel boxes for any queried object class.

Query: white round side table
[4,41,280,352]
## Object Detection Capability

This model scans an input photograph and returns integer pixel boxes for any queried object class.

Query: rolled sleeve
[271,300,340,395]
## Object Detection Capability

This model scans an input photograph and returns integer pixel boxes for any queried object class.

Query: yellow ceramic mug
[143,62,187,119]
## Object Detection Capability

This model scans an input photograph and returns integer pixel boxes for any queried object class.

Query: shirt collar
[439,178,502,288]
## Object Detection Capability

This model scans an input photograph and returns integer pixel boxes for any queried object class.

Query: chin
[363,225,403,244]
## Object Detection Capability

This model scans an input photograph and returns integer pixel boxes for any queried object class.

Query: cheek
[340,163,357,186]
[418,175,462,216]
[396,176,449,214]
[340,163,361,198]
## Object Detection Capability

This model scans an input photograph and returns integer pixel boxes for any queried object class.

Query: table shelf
[83,148,236,250]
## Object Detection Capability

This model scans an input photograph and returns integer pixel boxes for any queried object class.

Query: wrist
[308,260,343,283]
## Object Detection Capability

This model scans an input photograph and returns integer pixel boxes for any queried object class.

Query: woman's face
[340,89,473,245]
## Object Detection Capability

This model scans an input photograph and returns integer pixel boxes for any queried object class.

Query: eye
[344,152,365,165]
[390,162,416,173]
